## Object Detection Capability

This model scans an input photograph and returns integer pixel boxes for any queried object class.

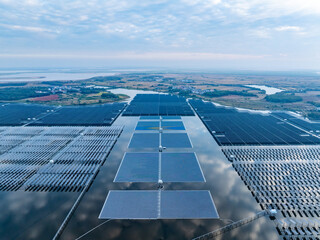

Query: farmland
[0,71,319,118]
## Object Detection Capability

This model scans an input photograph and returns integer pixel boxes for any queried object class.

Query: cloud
[99,22,140,35]
[275,26,303,32]
[0,0,41,6]
[79,15,89,21]
[0,52,268,60]
[250,25,306,39]
[231,0,320,17]
[250,27,272,38]
[0,0,320,70]
[181,0,221,6]
[182,0,320,21]
[0,23,59,34]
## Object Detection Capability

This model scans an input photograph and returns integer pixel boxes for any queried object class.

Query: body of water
[0,71,117,82]
[109,88,163,102]
[0,110,280,240]
[245,84,283,95]
[59,115,279,240]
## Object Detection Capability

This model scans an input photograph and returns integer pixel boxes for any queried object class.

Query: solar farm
[190,99,320,240]
[101,115,217,220]
[273,112,320,135]
[0,103,126,126]
[0,103,56,126]
[222,146,320,239]
[0,126,123,191]
[123,94,194,116]
[2,94,320,240]
[190,99,320,145]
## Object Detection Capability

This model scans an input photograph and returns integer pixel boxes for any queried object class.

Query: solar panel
[161,116,181,120]
[128,133,159,148]
[30,103,125,126]
[99,190,158,219]
[0,103,55,126]
[135,121,160,131]
[273,112,320,133]
[223,146,320,222]
[190,99,320,146]
[140,116,161,120]
[161,153,205,182]
[114,152,204,182]
[114,153,159,182]
[99,190,218,219]
[0,126,122,192]
[123,94,194,116]
[161,133,192,148]
[160,190,219,219]
[161,121,185,130]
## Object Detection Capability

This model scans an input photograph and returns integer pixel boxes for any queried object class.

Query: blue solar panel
[114,152,204,182]
[161,121,185,130]
[140,116,161,120]
[161,153,205,182]
[99,190,158,219]
[190,99,320,145]
[129,133,159,148]
[135,121,159,130]
[273,112,320,133]
[30,103,125,126]
[162,116,181,120]
[0,103,56,126]
[99,190,219,219]
[123,94,194,116]
[160,190,219,219]
[162,133,192,148]
[114,153,159,182]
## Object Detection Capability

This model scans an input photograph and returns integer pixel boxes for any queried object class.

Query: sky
[0,0,320,70]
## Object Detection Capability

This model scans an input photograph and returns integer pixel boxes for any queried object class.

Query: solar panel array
[136,121,160,130]
[0,103,55,126]
[30,103,126,126]
[190,99,320,239]
[222,146,320,239]
[273,112,320,135]
[0,103,125,126]
[129,133,159,148]
[100,117,218,219]
[140,116,182,120]
[189,99,320,145]
[123,94,194,116]
[129,118,191,148]
[0,126,122,192]
[223,145,320,162]
[114,152,205,182]
[135,121,185,130]
[99,190,218,219]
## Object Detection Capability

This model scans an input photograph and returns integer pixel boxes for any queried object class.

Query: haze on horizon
[1,0,320,71]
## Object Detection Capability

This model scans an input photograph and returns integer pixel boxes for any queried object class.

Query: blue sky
[1,0,320,70]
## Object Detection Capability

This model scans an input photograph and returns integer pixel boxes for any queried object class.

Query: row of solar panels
[135,121,185,131]
[276,218,320,238]
[222,146,320,238]
[0,126,122,192]
[99,190,218,219]
[100,118,219,220]
[0,103,125,126]
[273,112,320,134]
[140,116,181,120]
[129,133,192,148]
[189,99,320,146]
[189,99,320,238]
[222,146,320,162]
[123,94,194,116]
[115,152,205,182]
